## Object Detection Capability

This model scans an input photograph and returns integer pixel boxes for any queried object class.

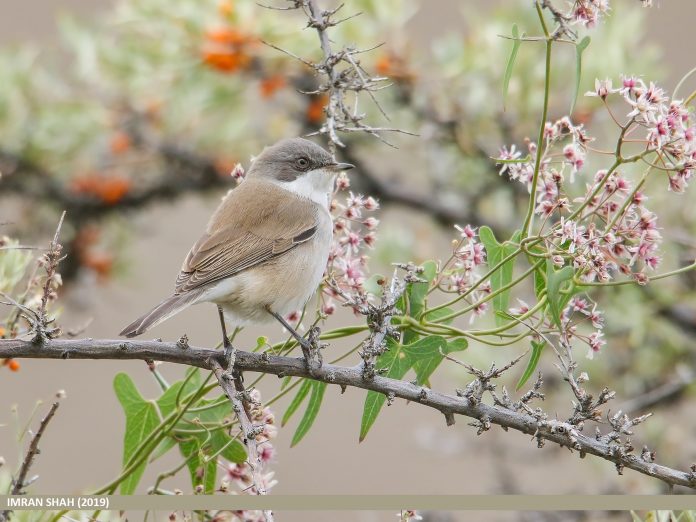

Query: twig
[210,359,274,522]
[2,336,695,490]
[0,400,61,522]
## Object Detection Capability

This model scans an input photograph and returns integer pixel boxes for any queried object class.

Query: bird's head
[247,137,354,187]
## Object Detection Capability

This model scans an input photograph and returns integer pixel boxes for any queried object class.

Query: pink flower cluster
[223,389,277,517]
[560,296,605,359]
[568,174,662,283]
[498,117,590,215]
[510,295,606,359]
[497,76,696,284]
[569,0,611,28]
[446,224,491,320]
[589,77,696,193]
[324,171,380,313]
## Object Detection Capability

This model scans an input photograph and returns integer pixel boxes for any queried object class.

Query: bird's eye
[296,157,310,170]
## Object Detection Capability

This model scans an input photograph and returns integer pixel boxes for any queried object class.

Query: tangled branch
[262,0,415,153]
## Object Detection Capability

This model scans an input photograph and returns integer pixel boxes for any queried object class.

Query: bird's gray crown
[247,137,336,182]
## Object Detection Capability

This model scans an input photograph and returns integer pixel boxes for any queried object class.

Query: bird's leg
[266,307,321,369]
[217,305,236,369]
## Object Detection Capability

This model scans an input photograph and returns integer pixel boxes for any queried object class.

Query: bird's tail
[119,290,204,338]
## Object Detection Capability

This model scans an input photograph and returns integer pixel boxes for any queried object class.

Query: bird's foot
[300,326,325,375]
[223,340,237,370]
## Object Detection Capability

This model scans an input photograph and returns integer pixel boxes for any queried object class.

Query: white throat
[273,169,335,209]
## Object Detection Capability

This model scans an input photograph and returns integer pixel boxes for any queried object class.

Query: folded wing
[175,179,320,294]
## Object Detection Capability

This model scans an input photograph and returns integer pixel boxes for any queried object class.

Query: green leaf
[359,336,467,441]
[282,378,311,426]
[424,306,455,325]
[502,24,521,111]
[479,227,520,326]
[156,372,246,489]
[402,260,438,344]
[156,373,200,418]
[291,381,327,447]
[255,336,269,351]
[113,373,161,494]
[210,428,246,465]
[408,260,437,319]
[179,437,217,494]
[150,436,178,463]
[359,338,411,442]
[571,36,591,114]
[195,398,246,465]
[409,335,467,385]
[546,262,575,329]
[516,341,546,390]
[534,264,547,299]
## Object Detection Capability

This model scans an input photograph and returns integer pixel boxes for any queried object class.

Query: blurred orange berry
[218,0,234,18]
[375,55,392,76]
[374,52,414,83]
[202,49,250,73]
[259,75,286,98]
[306,95,328,124]
[0,326,5,338]
[205,27,250,46]
[83,253,114,279]
[201,26,256,74]
[109,131,132,155]
[71,174,132,205]
[8,359,20,372]
[99,177,131,205]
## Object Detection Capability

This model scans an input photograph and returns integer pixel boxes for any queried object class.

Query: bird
[119,137,354,354]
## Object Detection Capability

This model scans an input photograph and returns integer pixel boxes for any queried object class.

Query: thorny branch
[2,336,696,490]
[0,398,62,522]
[210,359,274,522]
[330,264,421,380]
[261,0,415,153]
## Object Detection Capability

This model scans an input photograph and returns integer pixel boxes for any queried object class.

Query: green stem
[522,2,552,238]
[430,260,544,323]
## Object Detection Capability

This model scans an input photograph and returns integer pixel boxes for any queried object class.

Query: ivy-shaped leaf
[197,398,246,465]
[156,371,245,489]
[516,340,546,390]
[571,36,591,114]
[359,336,467,441]
[113,373,161,494]
[479,227,520,326]
[503,24,521,111]
[179,436,217,494]
[291,380,327,447]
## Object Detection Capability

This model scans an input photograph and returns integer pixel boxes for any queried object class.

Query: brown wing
[175,179,320,294]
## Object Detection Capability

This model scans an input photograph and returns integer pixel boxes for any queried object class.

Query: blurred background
[2,1,696,521]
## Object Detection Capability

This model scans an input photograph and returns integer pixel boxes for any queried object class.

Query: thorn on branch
[176,334,189,350]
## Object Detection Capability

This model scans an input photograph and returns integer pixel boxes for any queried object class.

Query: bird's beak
[329,162,355,171]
